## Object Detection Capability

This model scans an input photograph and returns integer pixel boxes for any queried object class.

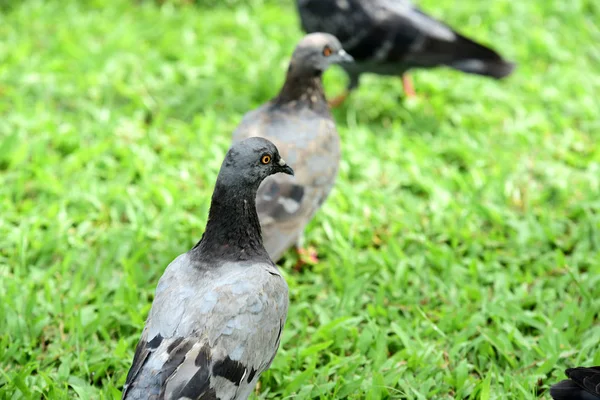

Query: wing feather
[122,257,288,400]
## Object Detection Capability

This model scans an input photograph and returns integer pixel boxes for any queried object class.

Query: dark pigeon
[232,33,353,264]
[122,137,294,400]
[550,366,600,400]
[296,0,516,106]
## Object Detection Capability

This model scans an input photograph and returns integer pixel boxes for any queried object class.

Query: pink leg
[328,90,349,108]
[402,73,416,97]
[294,246,319,270]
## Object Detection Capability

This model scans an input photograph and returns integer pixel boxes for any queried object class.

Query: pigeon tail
[446,33,515,79]
[550,367,600,400]
[550,380,600,400]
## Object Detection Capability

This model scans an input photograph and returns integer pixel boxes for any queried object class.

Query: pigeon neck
[275,65,327,106]
[192,181,270,264]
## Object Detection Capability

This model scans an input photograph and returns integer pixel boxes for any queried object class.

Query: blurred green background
[0,0,599,398]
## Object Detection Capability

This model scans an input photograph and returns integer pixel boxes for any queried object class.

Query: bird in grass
[232,33,353,265]
[550,366,600,400]
[122,137,294,400]
[296,0,516,107]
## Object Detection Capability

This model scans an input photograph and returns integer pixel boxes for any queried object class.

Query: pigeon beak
[337,49,354,63]
[277,158,294,176]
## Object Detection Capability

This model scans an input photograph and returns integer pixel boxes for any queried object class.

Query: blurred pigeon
[296,0,516,106]
[122,137,294,400]
[550,366,600,400]
[232,33,353,264]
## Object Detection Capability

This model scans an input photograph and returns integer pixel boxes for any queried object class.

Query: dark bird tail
[446,33,515,79]
[550,367,600,400]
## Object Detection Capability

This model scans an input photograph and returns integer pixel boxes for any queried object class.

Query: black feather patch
[122,334,163,395]
[567,367,600,396]
[246,367,257,384]
[198,388,218,400]
[147,334,163,349]
[123,339,151,394]
[388,24,424,61]
[212,356,247,385]
[550,380,599,400]
[276,322,283,345]
[167,337,184,353]
[550,367,600,400]
[302,0,339,17]
[195,343,211,367]
[346,24,389,60]
[176,365,213,399]
[288,185,305,203]
[167,343,214,400]
[160,338,194,386]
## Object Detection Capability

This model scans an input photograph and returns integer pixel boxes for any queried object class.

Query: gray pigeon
[122,137,294,400]
[296,0,515,106]
[550,366,600,400]
[232,33,353,264]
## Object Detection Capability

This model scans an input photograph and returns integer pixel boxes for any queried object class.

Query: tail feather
[550,367,600,400]
[550,380,600,400]
[447,34,516,79]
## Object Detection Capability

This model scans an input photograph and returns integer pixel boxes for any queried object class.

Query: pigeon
[122,137,294,400]
[296,0,516,106]
[232,33,353,264]
[550,366,600,400]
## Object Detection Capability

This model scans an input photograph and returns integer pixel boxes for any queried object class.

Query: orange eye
[323,46,332,57]
[261,154,272,164]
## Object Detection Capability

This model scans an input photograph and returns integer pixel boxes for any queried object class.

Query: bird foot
[401,74,416,98]
[328,91,349,108]
[294,246,319,270]
[254,381,261,395]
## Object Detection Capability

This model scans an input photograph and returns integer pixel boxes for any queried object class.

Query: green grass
[1,0,599,398]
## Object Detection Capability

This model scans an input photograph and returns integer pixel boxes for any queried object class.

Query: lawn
[0,0,599,398]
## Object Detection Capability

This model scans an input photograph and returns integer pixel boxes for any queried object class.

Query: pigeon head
[193,137,294,263]
[218,137,294,190]
[290,32,353,75]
